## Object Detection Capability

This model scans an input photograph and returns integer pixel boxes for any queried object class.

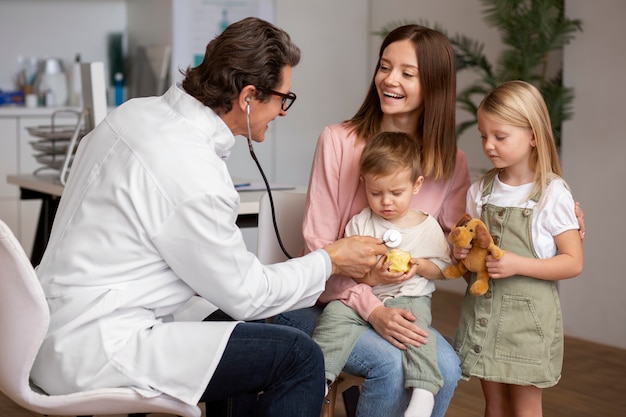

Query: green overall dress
[454,178,563,388]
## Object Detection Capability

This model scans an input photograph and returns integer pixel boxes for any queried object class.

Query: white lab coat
[30,85,330,405]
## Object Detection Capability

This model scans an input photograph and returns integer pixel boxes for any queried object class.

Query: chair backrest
[0,219,201,417]
[256,190,307,263]
[0,220,50,404]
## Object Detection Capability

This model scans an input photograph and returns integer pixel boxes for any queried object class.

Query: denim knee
[273,305,322,336]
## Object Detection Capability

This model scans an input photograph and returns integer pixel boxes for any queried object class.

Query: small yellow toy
[443,213,503,296]
[385,248,412,273]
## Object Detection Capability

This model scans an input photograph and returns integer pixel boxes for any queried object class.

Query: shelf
[0,106,82,118]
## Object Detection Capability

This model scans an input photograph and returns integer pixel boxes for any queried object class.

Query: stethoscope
[245,98,403,260]
[246,98,295,259]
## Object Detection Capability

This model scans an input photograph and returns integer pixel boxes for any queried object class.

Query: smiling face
[477,108,536,179]
[248,66,293,142]
[375,39,423,120]
[362,168,421,222]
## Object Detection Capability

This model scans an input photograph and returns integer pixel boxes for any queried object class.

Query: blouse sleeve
[302,126,345,253]
[318,276,383,320]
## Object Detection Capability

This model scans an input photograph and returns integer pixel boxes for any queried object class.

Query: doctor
[30,17,386,417]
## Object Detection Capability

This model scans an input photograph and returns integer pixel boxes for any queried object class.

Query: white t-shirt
[466,174,578,259]
[345,207,451,299]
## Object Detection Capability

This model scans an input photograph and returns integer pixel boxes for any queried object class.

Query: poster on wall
[172,0,276,82]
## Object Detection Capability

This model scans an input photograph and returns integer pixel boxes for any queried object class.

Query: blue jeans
[274,306,461,417]
[201,321,325,417]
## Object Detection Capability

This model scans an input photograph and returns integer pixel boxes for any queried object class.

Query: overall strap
[480,170,500,198]
[529,172,563,202]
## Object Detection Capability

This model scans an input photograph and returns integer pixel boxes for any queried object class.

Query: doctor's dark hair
[182,17,300,114]
[347,24,457,181]
[359,131,422,184]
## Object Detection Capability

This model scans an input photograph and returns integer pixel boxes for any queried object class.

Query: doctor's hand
[323,236,387,279]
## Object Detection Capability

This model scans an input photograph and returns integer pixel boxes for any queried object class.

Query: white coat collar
[163,84,236,160]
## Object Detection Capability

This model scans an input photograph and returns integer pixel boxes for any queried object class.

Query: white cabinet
[1,109,77,257]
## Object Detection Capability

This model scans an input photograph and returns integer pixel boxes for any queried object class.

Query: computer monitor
[80,62,107,132]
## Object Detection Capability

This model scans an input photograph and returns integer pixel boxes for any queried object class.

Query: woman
[275,24,468,417]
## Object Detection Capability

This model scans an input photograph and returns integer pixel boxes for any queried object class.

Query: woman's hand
[367,305,428,350]
[575,202,585,240]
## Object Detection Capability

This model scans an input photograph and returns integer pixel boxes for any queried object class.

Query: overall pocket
[494,294,544,365]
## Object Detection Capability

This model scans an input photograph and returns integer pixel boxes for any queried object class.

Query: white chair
[0,219,201,417]
[256,190,307,263]
[256,191,363,417]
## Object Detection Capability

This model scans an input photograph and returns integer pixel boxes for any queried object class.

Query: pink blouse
[303,123,470,320]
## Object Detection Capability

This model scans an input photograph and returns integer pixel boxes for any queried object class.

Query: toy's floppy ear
[456,213,472,227]
[475,222,493,249]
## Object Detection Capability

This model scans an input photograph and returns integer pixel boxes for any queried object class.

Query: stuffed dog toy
[443,213,504,296]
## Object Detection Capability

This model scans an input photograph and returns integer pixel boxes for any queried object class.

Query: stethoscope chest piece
[383,229,402,248]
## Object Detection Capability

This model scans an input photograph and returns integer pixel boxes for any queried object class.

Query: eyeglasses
[257,87,297,111]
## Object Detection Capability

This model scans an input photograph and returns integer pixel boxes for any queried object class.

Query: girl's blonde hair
[478,80,562,197]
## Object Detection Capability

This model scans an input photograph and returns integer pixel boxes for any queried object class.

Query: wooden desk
[7,173,268,265]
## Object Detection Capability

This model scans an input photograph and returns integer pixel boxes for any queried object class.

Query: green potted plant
[375,0,582,150]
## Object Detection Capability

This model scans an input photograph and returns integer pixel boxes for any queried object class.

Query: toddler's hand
[363,256,408,286]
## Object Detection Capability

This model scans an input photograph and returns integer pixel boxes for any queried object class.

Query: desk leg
[19,188,60,267]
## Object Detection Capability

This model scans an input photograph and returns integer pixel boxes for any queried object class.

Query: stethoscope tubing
[246,102,294,259]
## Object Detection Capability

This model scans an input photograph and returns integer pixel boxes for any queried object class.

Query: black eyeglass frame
[257,87,297,111]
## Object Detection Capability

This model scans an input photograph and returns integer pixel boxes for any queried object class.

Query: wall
[0,0,126,94]
[561,0,626,348]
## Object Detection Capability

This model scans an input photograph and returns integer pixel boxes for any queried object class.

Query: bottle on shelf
[70,53,83,107]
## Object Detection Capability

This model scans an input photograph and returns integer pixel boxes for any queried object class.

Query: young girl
[454,80,583,417]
